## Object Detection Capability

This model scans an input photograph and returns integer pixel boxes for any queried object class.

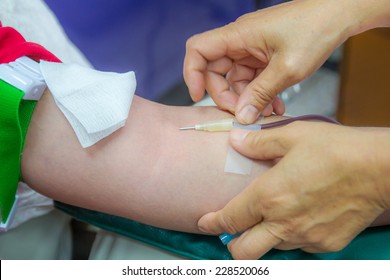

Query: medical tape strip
[39,61,136,148]
[224,118,263,175]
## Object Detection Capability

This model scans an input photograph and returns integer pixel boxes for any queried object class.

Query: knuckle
[279,221,298,239]
[235,14,247,23]
[250,83,276,109]
[219,214,241,235]
[302,231,321,245]
[185,34,199,48]
[267,221,297,242]
[185,33,205,52]
[278,57,307,84]
[230,245,256,260]
[185,37,195,50]
[318,239,346,253]
[299,229,323,247]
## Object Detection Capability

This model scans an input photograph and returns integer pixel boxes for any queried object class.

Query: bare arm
[21,91,273,233]
[21,90,390,234]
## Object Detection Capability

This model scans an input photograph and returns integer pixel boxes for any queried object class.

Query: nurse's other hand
[184,0,353,123]
[198,122,390,259]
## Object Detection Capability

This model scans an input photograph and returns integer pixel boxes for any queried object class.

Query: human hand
[198,122,390,259]
[184,0,355,123]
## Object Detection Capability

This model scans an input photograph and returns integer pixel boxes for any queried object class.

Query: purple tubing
[261,114,340,129]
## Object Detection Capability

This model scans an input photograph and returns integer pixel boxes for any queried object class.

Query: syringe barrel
[195,118,233,132]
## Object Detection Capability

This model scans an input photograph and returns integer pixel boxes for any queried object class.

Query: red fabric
[0,23,60,63]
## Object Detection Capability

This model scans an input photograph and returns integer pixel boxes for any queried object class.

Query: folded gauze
[40,61,136,147]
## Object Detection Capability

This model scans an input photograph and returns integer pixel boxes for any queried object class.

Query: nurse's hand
[183,0,377,123]
[197,122,390,259]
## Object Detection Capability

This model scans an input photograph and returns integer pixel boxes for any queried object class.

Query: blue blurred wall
[44,0,258,101]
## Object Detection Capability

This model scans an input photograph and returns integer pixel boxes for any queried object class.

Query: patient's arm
[21,91,273,233]
[21,90,390,233]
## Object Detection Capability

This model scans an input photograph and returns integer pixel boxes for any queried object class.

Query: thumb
[198,128,294,234]
[198,174,267,235]
[235,55,296,124]
[229,128,291,160]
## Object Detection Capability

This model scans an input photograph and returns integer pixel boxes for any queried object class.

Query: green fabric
[55,201,390,260]
[19,100,37,161]
[0,80,36,223]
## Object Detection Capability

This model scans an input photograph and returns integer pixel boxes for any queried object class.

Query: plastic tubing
[260,114,340,129]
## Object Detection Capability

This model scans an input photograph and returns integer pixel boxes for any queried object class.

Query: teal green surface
[56,202,390,260]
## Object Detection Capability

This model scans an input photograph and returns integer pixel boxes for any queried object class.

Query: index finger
[183,46,207,102]
[183,27,237,102]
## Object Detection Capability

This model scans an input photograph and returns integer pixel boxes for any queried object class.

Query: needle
[179,126,196,130]
[179,119,234,132]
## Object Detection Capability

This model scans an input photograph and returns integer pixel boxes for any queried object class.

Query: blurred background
[44,0,257,104]
[45,0,337,108]
[44,0,389,123]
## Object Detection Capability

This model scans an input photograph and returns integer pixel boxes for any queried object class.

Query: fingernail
[198,213,217,234]
[237,104,260,124]
[198,225,209,234]
[219,232,242,246]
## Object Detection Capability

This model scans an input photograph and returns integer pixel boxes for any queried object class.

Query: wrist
[345,0,390,36]
[356,127,390,210]
[372,128,390,209]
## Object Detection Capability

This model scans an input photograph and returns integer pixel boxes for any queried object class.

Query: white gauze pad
[40,61,136,148]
